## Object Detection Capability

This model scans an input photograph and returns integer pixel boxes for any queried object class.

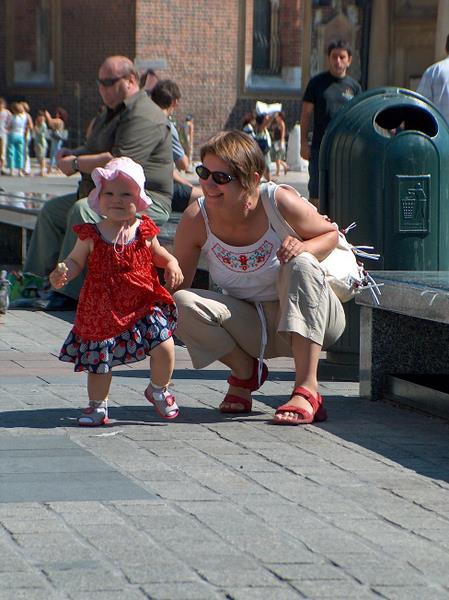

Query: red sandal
[220,358,269,414]
[272,386,327,425]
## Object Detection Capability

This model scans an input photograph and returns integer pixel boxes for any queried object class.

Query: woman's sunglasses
[195,165,236,185]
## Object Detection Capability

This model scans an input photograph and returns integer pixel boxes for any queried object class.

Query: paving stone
[0,435,155,503]
[371,585,449,599]
[139,581,225,599]
[224,586,306,599]
[68,590,148,599]
[0,571,50,589]
[123,563,201,584]
[0,590,61,600]
[12,533,99,565]
[291,579,381,598]
[268,561,350,582]
[44,568,129,592]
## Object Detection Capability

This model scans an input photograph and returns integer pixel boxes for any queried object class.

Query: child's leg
[88,372,112,401]
[144,338,179,420]
[149,337,175,387]
[78,372,112,427]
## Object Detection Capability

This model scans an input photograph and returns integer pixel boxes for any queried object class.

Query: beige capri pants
[173,253,346,369]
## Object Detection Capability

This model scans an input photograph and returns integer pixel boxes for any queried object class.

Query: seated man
[151,79,202,212]
[25,55,173,310]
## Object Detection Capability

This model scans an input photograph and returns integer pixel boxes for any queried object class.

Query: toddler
[49,157,183,426]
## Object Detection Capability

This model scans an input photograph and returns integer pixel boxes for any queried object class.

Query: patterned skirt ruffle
[59,304,177,374]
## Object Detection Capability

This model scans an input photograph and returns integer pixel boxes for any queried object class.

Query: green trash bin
[319,87,449,366]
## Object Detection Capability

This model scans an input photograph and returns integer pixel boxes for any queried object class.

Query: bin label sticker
[396,175,430,234]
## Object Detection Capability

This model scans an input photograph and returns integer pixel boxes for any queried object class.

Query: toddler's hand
[164,259,184,291]
[49,262,69,289]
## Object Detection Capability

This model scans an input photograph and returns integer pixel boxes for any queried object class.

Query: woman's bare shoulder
[275,185,312,214]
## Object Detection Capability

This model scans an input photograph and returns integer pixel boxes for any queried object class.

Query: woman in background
[46,107,68,174]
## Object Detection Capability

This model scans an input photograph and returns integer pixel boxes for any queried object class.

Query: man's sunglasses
[195,165,236,185]
[96,75,127,87]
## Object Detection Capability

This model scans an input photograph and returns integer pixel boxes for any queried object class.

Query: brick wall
[136,0,241,153]
[280,0,302,67]
[0,0,303,156]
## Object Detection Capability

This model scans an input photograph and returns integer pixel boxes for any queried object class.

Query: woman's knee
[280,253,324,286]
[174,289,230,328]
[173,289,196,314]
[278,254,326,309]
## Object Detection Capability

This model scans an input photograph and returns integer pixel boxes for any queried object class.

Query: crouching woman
[173,130,345,425]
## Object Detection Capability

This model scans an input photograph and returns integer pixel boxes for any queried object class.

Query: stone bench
[356,271,449,418]
[0,190,55,265]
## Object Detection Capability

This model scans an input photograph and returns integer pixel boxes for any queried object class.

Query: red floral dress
[59,216,177,373]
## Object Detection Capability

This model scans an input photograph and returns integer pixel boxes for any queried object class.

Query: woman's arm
[44,111,63,130]
[279,118,286,144]
[26,114,34,134]
[275,186,339,262]
[300,102,313,161]
[173,203,205,289]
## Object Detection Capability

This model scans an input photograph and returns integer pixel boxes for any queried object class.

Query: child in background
[33,111,48,176]
[49,157,183,426]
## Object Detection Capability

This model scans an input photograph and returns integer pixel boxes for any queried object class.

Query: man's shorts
[172,181,192,212]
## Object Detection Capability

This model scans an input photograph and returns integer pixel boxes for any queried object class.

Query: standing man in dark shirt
[300,40,361,208]
[25,55,173,310]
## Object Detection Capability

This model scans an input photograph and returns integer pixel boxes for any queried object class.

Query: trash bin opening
[374,106,438,138]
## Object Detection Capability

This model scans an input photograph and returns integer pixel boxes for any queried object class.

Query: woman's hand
[276,235,306,264]
[164,259,184,291]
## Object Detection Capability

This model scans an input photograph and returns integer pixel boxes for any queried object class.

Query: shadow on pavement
[113,368,295,382]
[0,404,280,429]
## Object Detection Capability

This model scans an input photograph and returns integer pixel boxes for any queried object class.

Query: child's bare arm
[49,238,91,289]
[149,236,184,291]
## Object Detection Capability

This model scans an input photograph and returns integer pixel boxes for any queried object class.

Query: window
[7,0,59,88]
[252,0,280,75]
[240,0,301,94]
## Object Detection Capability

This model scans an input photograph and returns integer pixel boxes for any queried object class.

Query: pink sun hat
[87,156,152,214]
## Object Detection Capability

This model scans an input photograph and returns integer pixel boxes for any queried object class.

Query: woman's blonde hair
[200,130,266,193]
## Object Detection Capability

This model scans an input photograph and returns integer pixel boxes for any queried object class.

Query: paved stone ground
[2,306,449,600]
[2,166,449,598]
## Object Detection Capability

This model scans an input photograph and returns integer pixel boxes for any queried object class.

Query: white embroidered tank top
[198,196,282,302]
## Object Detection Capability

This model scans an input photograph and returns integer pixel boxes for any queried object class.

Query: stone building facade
[0,0,446,157]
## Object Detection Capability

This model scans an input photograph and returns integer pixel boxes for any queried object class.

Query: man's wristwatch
[71,157,79,173]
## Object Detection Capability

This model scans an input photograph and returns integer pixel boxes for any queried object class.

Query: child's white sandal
[144,384,179,420]
[78,400,109,427]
